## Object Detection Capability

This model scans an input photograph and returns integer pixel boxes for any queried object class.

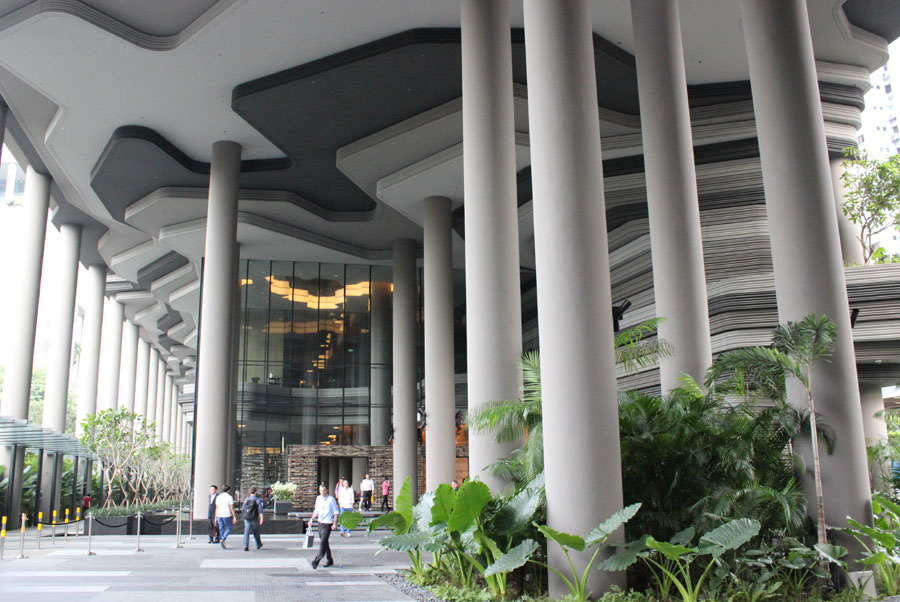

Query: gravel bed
[379,570,447,602]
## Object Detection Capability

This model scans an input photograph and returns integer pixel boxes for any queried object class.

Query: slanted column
[423,196,457,490]
[0,164,50,528]
[97,298,123,412]
[523,0,624,594]
[829,158,865,265]
[860,383,889,489]
[41,222,82,517]
[146,347,159,427]
[739,0,871,541]
[163,373,173,443]
[133,339,150,422]
[117,321,139,412]
[461,0,523,491]
[392,238,418,503]
[631,0,712,389]
[76,264,106,435]
[193,141,241,518]
[370,280,393,446]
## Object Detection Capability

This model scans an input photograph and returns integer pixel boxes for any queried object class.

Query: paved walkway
[0,528,415,602]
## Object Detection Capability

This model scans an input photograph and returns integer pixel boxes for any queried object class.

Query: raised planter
[273,500,292,515]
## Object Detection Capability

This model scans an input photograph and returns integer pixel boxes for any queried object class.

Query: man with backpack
[241,487,264,551]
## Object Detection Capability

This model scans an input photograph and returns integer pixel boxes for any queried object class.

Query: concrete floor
[0,527,415,602]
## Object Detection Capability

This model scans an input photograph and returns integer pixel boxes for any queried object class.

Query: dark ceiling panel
[81,0,219,37]
[843,0,900,44]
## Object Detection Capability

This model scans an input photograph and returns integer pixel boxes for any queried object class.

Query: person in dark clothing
[207,485,220,543]
[307,482,339,569]
[241,487,264,551]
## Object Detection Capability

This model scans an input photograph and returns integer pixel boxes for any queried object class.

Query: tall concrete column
[76,264,106,435]
[193,141,241,518]
[352,458,368,498]
[170,379,179,443]
[163,373,173,443]
[339,457,352,488]
[829,158,865,265]
[523,0,624,594]
[328,457,339,491]
[461,0,523,492]
[117,321,138,412]
[860,383,889,489]
[133,339,150,422]
[155,358,166,438]
[97,298,123,412]
[423,196,457,490]
[740,0,871,541]
[631,0,712,390]
[41,222,82,518]
[0,164,50,528]
[392,238,418,504]
[146,347,159,426]
[370,280,393,446]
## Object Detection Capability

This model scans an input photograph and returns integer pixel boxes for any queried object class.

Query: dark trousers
[363,491,372,510]
[208,518,218,542]
[381,494,389,511]
[243,519,262,549]
[314,522,333,564]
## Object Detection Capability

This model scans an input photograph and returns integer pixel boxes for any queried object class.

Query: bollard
[188,498,194,540]
[75,507,81,537]
[85,512,96,556]
[51,510,57,545]
[64,508,70,541]
[134,511,144,552]
[174,504,183,549]
[36,511,42,549]
[16,513,27,559]
[1,515,6,560]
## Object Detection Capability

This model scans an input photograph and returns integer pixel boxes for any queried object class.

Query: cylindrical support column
[461,0,523,492]
[392,238,418,504]
[860,383,889,489]
[155,358,166,438]
[117,321,139,412]
[370,280,393,446]
[631,0,712,390]
[192,141,241,519]
[829,158,865,265]
[0,164,49,529]
[43,223,83,434]
[97,298,123,412]
[170,380,179,443]
[352,458,368,499]
[740,0,871,542]
[163,373,173,443]
[76,265,106,436]
[133,339,150,422]
[423,196,457,491]
[146,347,159,427]
[523,0,624,594]
[339,458,352,488]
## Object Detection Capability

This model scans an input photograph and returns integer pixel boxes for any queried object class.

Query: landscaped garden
[340,315,900,601]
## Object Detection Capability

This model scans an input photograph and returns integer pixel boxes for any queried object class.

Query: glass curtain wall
[236,260,391,488]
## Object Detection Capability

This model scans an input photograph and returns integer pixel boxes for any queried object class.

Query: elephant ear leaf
[394,477,414,529]
[646,536,693,562]
[380,531,433,552]
[492,485,544,534]
[600,536,648,572]
[586,503,641,547]
[414,492,435,531]
[698,518,760,558]
[536,523,585,552]
[367,511,406,535]
[431,484,456,524]
[484,539,539,577]
[448,480,491,533]
[338,511,364,531]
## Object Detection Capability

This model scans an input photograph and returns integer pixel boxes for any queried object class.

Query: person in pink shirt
[380,478,390,512]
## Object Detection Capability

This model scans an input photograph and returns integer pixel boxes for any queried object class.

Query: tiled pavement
[0,526,416,602]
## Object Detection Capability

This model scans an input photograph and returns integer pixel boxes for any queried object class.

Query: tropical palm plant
[705,314,839,551]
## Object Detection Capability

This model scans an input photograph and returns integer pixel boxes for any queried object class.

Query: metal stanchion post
[85,512,96,556]
[16,514,28,559]
[1,515,6,560]
[188,497,194,540]
[64,508,70,541]
[51,510,57,545]
[75,507,81,537]
[174,504,183,549]
[135,511,144,552]
[36,511,42,549]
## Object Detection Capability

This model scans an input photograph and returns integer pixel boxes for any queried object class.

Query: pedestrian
[337,478,355,537]
[241,487,264,551]
[335,476,343,498]
[308,482,339,569]
[215,484,237,549]
[381,478,390,512]
[360,473,374,511]
[451,480,459,491]
[207,485,220,544]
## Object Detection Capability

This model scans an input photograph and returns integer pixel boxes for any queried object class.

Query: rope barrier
[92,516,136,528]
[140,515,176,527]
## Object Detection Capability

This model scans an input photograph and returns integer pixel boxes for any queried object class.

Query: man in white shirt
[214,484,237,549]
[336,478,355,537]
[308,483,339,569]
[360,474,375,511]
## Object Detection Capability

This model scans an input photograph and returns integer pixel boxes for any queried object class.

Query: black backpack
[244,497,260,521]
